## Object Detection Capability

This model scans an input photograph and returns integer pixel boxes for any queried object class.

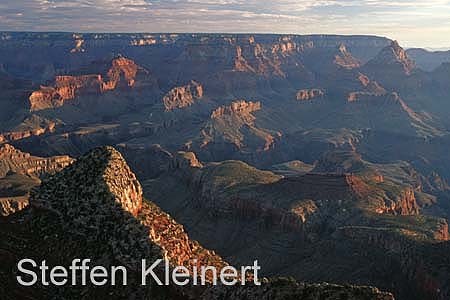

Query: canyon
[1,32,450,300]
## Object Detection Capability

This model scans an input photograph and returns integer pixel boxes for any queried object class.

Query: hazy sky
[0,0,449,48]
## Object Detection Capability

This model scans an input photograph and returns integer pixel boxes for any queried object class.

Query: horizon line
[2,30,449,51]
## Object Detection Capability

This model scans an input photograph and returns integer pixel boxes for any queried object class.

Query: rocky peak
[31,146,142,216]
[163,80,204,111]
[390,40,410,61]
[29,146,229,292]
[367,40,415,75]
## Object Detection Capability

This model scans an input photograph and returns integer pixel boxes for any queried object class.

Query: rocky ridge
[29,57,152,111]
[29,146,227,281]
[365,41,416,76]
[0,145,394,299]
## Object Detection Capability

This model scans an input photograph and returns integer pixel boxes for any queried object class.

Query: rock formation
[0,195,29,217]
[0,145,396,299]
[163,80,203,111]
[347,73,387,101]
[210,100,261,118]
[0,143,73,178]
[233,40,288,77]
[334,43,361,69]
[375,187,420,215]
[201,101,276,152]
[296,88,325,101]
[2,32,450,300]
[29,57,153,111]
[0,121,56,142]
[29,146,227,278]
[365,41,416,76]
[0,144,73,216]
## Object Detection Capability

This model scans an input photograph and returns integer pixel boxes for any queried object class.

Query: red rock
[29,57,151,111]
[163,80,203,111]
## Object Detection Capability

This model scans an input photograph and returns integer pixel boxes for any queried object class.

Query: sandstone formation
[201,101,276,152]
[334,43,361,69]
[143,150,450,299]
[374,187,420,215]
[28,57,152,111]
[234,44,286,77]
[0,144,73,178]
[163,80,203,111]
[210,100,261,118]
[0,144,73,216]
[0,123,56,142]
[296,88,325,101]
[0,195,29,217]
[232,35,310,77]
[0,115,57,143]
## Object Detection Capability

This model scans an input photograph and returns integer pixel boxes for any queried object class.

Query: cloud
[0,0,449,48]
